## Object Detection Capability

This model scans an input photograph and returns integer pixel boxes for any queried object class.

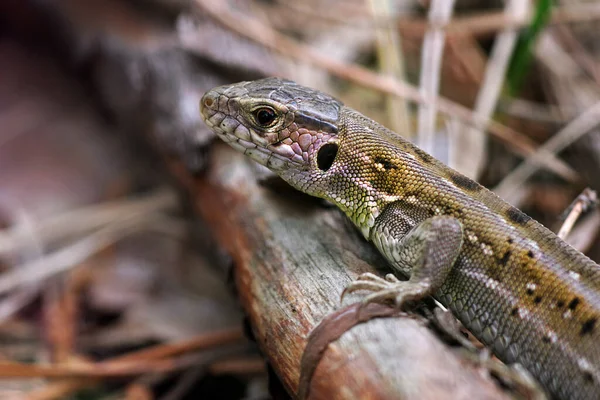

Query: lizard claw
[356,272,389,283]
[340,272,392,302]
[343,272,431,310]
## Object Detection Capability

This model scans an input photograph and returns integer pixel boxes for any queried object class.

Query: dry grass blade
[555,25,600,85]
[0,189,176,256]
[111,329,244,363]
[495,101,600,201]
[557,188,598,240]
[416,0,455,154]
[274,1,600,36]
[0,286,38,322]
[0,354,261,380]
[368,0,409,136]
[452,0,529,179]
[435,2,600,37]
[193,0,579,183]
[159,356,265,400]
[0,191,177,297]
[44,273,80,364]
[0,228,126,297]
[158,366,206,400]
[0,359,188,378]
[499,98,572,124]
[10,328,244,400]
[207,357,266,375]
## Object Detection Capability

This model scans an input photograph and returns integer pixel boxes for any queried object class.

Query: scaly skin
[200,77,600,400]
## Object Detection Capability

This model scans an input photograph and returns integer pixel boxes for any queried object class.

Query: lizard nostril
[204,96,214,107]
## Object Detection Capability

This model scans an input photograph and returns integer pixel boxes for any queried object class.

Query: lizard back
[200,77,600,399]
[338,107,600,400]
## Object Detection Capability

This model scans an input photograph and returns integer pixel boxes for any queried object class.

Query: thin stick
[0,214,164,296]
[452,0,528,178]
[17,329,244,400]
[0,189,176,256]
[495,101,600,199]
[193,0,579,183]
[557,189,598,240]
[368,0,410,136]
[276,1,600,37]
[416,0,455,153]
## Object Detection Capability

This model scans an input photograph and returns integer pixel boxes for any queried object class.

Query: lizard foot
[342,272,431,309]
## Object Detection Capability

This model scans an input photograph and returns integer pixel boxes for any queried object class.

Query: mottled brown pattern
[412,146,435,165]
[373,156,398,170]
[201,78,600,400]
[506,206,532,225]
[448,172,482,192]
[499,250,511,266]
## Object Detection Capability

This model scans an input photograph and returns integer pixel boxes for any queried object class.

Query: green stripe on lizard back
[200,77,600,400]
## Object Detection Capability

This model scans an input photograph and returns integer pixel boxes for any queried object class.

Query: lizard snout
[200,90,219,117]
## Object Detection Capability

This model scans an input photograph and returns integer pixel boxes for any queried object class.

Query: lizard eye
[253,107,278,127]
[317,143,338,171]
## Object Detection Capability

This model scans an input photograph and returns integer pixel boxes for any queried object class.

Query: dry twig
[275,1,600,37]
[368,0,410,136]
[11,328,245,400]
[495,102,600,199]
[193,0,579,183]
[452,0,529,179]
[416,0,455,154]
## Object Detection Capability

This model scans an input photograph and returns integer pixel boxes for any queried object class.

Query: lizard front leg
[345,215,463,308]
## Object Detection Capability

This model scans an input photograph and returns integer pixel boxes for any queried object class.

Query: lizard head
[201,78,411,233]
[200,77,344,198]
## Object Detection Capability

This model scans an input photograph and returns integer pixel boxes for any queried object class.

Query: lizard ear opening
[317,143,338,171]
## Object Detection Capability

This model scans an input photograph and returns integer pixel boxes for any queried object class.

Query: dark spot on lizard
[499,250,511,266]
[448,173,482,192]
[507,238,514,244]
[583,371,594,384]
[374,156,396,170]
[413,147,435,165]
[404,190,422,198]
[527,250,535,259]
[520,261,530,269]
[580,318,597,336]
[506,206,532,226]
[557,300,565,308]
[568,297,580,311]
[486,264,503,281]
[542,335,551,343]
[443,204,464,218]
[511,307,519,316]
[534,296,542,304]
[526,288,535,296]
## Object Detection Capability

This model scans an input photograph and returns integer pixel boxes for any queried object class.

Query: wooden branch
[190,143,511,399]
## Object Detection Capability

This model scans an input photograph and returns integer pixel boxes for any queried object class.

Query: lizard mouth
[200,92,302,172]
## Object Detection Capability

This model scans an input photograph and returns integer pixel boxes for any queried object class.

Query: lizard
[199,77,600,400]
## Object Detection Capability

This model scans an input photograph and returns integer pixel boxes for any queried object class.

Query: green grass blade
[507,0,553,94]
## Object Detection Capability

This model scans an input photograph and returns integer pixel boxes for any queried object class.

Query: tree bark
[190,143,511,400]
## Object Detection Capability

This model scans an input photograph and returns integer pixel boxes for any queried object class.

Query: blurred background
[1,0,600,399]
